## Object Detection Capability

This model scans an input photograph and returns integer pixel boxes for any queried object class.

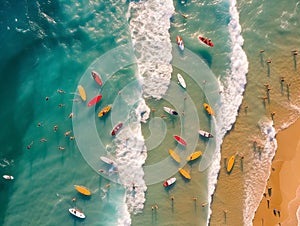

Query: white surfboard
[100,156,117,166]
[163,177,176,187]
[69,208,86,219]
[177,73,186,89]
[3,175,14,180]
[198,129,213,138]
[163,107,178,116]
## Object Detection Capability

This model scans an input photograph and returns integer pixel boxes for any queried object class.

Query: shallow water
[1,0,300,226]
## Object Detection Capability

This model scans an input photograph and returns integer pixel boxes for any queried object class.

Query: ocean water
[1,0,300,226]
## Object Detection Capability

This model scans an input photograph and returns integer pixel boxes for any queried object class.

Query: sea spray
[128,0,174,99]
[115,0,174,224]
[218,0,248,136]
[297,205,300,226]
[243,119,277,225]
[207,0,249,223]
[113,98,150,225]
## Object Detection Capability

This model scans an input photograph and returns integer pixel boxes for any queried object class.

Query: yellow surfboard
[203,103,214,115]
[169,149,181,163]
[186,151,202,161]
[74,185,91,196]
[78,85,87,101]
[98,105,111,117]
[178,168,191,180]
[227,155,235,173]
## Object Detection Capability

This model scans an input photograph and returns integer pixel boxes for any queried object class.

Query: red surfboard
[91,71,103,87]
[176,35,184,51]
[111,122,123,136]
[173,135,187,146]
[198,36,214,47]
[87,95,102,107]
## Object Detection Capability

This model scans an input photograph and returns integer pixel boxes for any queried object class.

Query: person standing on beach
[273,208,277,216]
[268,186,272,197]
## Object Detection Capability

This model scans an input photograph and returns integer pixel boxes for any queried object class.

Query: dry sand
[253,118,300,226]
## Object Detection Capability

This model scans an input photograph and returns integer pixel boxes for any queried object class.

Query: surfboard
[227,155,235,173]
[176,35,184,51]
[177,73,186,89]
[69,208,86,219]
[98,105,111,117]
[3,175,14,180]
[198,36,214,47]
[203,103,214,115]
[163,177,176,187]
[173,135,187,146]
[100,156,116,166]
[87,95,102,107]
[74,185,91,196]
[186,151,202,161]
[91,71,103,87]
[111,122,123,136]
[178,168,191,179]
[169,149,181,163]
[198,129,213,138]
[77,85,86,101]
[163,106,178,116]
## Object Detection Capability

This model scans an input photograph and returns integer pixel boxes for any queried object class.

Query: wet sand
[253,118,300,226]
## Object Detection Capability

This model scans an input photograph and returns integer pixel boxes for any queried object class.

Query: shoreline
[253,118,300,226]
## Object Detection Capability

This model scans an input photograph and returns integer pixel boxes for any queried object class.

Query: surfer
[271,112,276,120]
[201,202,208,207]
[27,141,34,150]
[40,138,47,143]
[132,183,136,190]
[57,89,65,94]
[58,146,65,151]
[68,112,74,118]
[64,130,72,136]
[53,125,58,132]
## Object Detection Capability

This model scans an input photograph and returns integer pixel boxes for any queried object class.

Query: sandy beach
[253,118,300,226]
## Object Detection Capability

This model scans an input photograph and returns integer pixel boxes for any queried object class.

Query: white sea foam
[243,119,277,225]
[297,205,300,226]
[207,0,248,223]
[114,98,150,225]
[115,0,174,224]
[215,0,248,139]
[128,0,174,99]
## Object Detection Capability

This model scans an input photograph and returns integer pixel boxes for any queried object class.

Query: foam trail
[217,0,248,138]
[297,205,300,226]
[207,0,248,223]
[114,98,150,226]
[128,0,175,99]
[115,1,174,224]
[243,120,277,225]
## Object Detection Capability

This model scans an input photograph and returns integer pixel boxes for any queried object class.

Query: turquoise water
[1,0,299,225]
